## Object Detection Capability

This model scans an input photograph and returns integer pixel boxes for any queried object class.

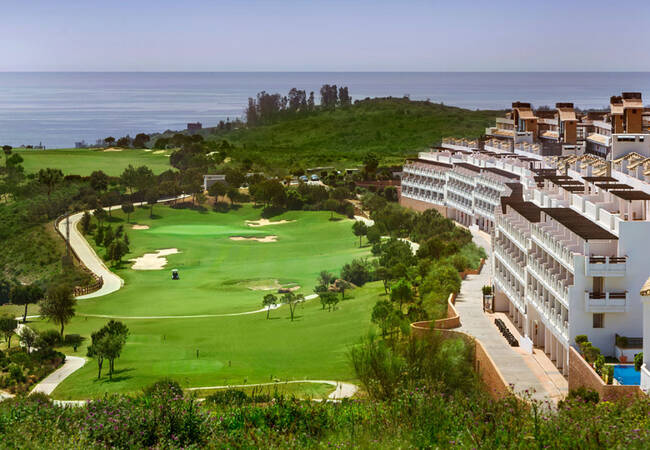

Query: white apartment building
[401,92,650,389]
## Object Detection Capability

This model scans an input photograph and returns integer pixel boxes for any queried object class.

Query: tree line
[245,84,352,126]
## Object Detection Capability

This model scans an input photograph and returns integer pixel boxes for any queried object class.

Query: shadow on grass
[105,216,124,223]
[96,368,135,384]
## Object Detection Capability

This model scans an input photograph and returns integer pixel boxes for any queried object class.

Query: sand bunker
[152,150,165,154]
[103,147,123,152]
[131,224,150,230]
[245,219,295,227]
[247,280,300,291]
[230,235,278,243]
[130,248,179,270]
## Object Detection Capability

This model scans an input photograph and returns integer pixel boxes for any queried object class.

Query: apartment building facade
[401,92,650,390]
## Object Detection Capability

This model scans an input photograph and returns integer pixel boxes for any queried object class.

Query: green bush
[634,352,643,371]
[606,365,615,385]
[36,329,61,349]
[575,335,588,346]
[564,386,599,404]
[204,389,249,407]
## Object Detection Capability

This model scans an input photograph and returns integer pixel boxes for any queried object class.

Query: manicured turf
[30,205,379,399]
[14,148,172,176]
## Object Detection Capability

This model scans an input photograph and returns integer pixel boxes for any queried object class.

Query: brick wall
[568,347,643,402]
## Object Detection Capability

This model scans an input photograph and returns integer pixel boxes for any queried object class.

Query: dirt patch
[131,224,150,230]
[152,150,165,154]
[230,235,278,243]
[103,147,123,152]
[130,248,179,270]
[245,219,295,227]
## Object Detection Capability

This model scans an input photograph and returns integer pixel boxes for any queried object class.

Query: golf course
[29,204,377,399]
[14,148,172,175]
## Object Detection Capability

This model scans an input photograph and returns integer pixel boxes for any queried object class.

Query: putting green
[30,205,379,399]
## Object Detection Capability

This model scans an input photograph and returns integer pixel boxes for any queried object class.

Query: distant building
[187,122,203,131]
[203,174,226,191]
[75,140,88,149]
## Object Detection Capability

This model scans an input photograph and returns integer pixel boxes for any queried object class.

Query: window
[593,313,604,329]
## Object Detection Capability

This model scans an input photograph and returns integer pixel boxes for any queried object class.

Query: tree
[0,315,17,349]
[371,300,395,337]
[121,202,134,223]
[262,293,277,319]
[89,170,109,192]
[2,145,12,165]
[208,181,228,200]
[336,279,351,299]
[37,168,64,198]
[352,221,368,247]
[107,239,129,265]
[323,198,339,220]
[80,211,93,234]
[363,152,379,178]
[104,137,116,146]
[366,226,381,245]
[383,186,398,202]
[318,291,339,311]
[120,165,138,194]
[318,271,335,287]
[341,259,371,286]
[133,133,150,148]
[93,207,108,228]
[146,188,159,218]
[40,284,76,338]
[94,226,105,246]
[338,86,351,106]
[282,292,304,321]
[102,190,121,216]
[11,284,43,324]
[87,320,129,380]
[103,226,115,247]
[375,266,391,294]
[116,136,131,148]
[390,279,414,311]
[18,326,38,353]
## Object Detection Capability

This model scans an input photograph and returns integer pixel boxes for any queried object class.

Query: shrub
[634,352,643,371]
[448,254,470,272]
[482,285,492,296]
[36,329,61,349]
[606,365,615,385]
[564,386,599,404]
[205,389,249,406]
[340,258,371,286]
[8,363,25,383]
[63,334,84,352]
[143,378,184,399]
[575,335,588,346]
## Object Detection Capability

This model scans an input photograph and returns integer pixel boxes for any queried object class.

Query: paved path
[78,294,319,320]
[56,197,189,299]
[455,227,566,403]
[30,356,86,396]
[187,379,358,400]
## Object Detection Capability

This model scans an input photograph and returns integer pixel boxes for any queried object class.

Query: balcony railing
[530,224,575,271]
[584,291,628,313]
[585,256,627,277]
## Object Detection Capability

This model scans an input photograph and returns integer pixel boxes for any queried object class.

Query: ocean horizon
[1,71,649,148]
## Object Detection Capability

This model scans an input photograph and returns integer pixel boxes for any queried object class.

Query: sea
[0,72,649,149]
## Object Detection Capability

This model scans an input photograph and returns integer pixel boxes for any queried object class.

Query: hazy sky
[2,0,649,72]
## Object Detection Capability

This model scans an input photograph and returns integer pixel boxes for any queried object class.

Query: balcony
[585,256,627,277]
[530,224,575,271]
[584,291,628,313]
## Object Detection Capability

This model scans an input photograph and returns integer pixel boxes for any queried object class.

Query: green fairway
[14,148,172,175]
[30,205,379,399]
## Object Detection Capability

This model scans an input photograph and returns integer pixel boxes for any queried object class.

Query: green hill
[186,97,501,169]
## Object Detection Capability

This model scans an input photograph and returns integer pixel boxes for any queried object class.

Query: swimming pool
[613,364,640,385]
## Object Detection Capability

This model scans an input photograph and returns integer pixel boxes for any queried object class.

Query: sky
[2,0,649,72]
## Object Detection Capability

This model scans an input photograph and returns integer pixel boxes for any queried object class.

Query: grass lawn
[14,148,172,176]
[30,205,380,399]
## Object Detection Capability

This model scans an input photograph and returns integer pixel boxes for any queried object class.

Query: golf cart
[171,269,179,280]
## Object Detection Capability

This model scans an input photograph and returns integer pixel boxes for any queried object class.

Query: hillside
[171,98,502,169]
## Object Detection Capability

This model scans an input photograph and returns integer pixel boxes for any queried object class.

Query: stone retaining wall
[399,196,448,215]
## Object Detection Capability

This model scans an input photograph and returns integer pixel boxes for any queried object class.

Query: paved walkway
[56,196,189,300]
[455,226,567,403]
[187,379,358,401]
[30,356,86,396]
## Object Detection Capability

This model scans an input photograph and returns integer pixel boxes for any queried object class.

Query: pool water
[613,364,640,385]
